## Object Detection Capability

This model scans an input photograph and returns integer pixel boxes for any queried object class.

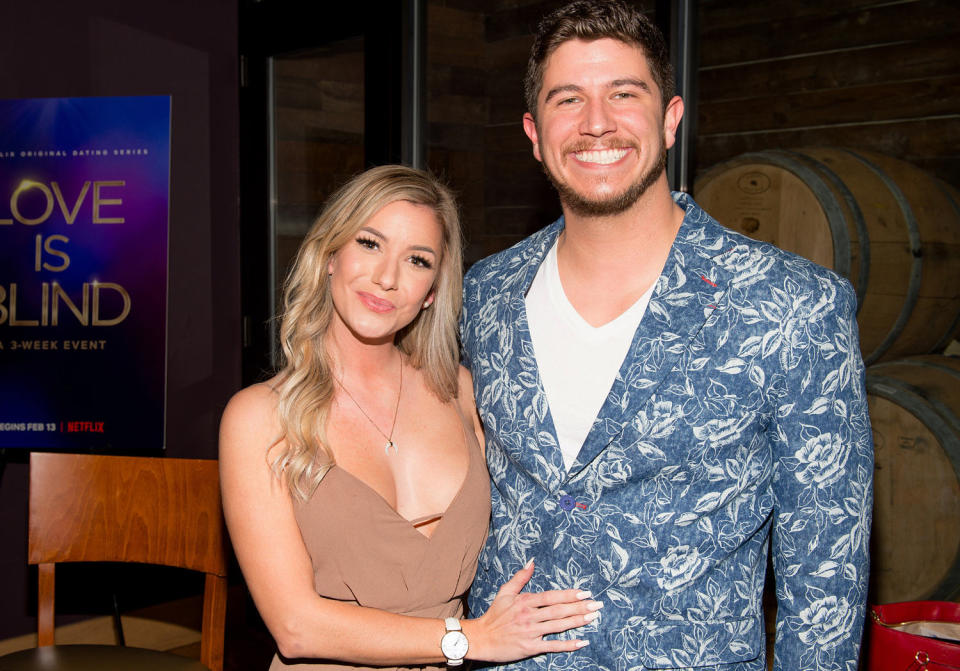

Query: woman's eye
[356,237,378,250]
[410,255,433,269]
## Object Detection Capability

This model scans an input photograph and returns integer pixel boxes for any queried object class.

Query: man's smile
[571,147,630,165]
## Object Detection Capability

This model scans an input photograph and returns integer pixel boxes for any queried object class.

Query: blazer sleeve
[769,276,873,671]
[459,265,479,371]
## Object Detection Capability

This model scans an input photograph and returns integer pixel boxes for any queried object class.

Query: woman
[220,165,601,669]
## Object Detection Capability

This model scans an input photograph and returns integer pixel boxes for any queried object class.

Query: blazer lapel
[487,221,568,495]
[567,201,736,478]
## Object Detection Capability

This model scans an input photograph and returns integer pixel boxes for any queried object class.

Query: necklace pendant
[384,440,398,456]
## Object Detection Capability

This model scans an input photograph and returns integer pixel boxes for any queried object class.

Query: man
[459,2,873,670]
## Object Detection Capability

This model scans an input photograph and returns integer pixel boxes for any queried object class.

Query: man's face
[523,38,683,217]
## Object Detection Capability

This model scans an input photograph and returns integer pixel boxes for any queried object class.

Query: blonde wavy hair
[271,165,463,502]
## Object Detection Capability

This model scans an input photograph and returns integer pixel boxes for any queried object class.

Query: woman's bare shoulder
[232,378,280,402]
[220,379,283,453]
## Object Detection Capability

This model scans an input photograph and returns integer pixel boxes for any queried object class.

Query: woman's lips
[357,291,395,313]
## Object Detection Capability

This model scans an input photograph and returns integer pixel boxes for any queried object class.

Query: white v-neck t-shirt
[525,240,654,470]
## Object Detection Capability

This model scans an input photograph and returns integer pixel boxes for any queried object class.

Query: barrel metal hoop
[866,371,960,600]
[782,149,870,311]
[930,181,960,353]
[844,149,922,364]
[736,150,853,279]
[868,361,960,440]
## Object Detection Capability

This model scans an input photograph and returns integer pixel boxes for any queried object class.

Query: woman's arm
[220,384,598,665]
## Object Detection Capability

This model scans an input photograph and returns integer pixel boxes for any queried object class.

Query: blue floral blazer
[460,193,873,671]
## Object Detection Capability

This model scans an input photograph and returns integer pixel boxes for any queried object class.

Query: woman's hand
[462,559,601,662]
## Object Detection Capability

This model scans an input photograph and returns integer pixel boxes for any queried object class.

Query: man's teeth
[574,148,628,164]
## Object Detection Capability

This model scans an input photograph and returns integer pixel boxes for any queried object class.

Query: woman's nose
[371,256,398,289]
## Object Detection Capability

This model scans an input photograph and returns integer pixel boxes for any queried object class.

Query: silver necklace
[336,355,403,455]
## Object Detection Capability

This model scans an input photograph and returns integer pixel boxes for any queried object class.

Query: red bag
[865,601,960,670]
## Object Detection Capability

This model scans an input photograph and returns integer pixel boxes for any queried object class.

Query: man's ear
[522,112,543,163]
[662,96,684,150]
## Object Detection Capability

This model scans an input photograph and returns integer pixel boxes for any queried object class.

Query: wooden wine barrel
[695,148,960,364]
[865,355,960,602]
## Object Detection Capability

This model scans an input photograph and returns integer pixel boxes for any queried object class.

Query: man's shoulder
[678,192,854,298]
[464,219,562,292]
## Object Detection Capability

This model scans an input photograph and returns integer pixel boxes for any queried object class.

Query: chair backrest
[28,452,228,671]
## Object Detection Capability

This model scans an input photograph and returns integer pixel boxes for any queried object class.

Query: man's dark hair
[524,0,675,119]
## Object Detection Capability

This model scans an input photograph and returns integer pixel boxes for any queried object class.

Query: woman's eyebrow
[410,244,438,255]
[359,225,437,256]
[357,225,386,240]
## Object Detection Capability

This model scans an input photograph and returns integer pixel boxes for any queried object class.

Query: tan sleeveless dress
[269,414,491,670]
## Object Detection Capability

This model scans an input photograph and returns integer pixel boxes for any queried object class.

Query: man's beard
[542,139,667,217]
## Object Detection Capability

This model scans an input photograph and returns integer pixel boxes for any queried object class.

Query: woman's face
[327,200,443,346]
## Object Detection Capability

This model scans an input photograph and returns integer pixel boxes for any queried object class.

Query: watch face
[441,631,469,660]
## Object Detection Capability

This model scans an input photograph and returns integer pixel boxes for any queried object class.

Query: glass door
[239,1,419,382]
[269,39,365,329]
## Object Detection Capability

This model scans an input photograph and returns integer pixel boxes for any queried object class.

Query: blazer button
[559,494,575,511]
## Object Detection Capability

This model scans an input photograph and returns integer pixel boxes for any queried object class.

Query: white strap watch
[440,617,469,666]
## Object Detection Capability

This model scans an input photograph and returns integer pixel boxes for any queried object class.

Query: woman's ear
[422,291,435,309]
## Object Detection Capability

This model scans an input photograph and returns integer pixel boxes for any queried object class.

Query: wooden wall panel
[699,37,959,102]
[700,0,882,28]
[698,118,960,183]
[427,3,488,257]
[700,76,960,133]
[427,121,485,152]
[700,0,960,67]
[429,10,486,69]
[485,0,568,42]
[484,122,528,153]
[429,63,487,99]
[271,41,364,289]
[697,0,960,193]
[488,67,529,125]
[486,36,532,126]
[273,83,364,136]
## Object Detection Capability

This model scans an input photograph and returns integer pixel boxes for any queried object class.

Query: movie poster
[0,96,171,450]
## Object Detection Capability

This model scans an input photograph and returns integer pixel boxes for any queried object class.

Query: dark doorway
[238,1,416,383]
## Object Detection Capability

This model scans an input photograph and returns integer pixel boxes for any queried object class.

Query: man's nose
[579,98,616,137]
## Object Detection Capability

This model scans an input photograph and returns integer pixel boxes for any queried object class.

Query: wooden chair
[3,452,228,671]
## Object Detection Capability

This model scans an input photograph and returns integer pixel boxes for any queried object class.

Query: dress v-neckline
[329,415,474,540]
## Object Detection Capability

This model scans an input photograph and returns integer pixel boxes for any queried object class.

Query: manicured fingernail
[576,640,590,648]
[576,590,592,600]
[524,558,534,569]
[584,611,600,622]
[587,601,604,611]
